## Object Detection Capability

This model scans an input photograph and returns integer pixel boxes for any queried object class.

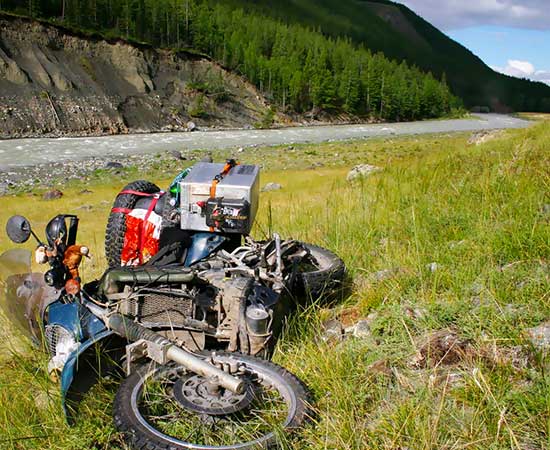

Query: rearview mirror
[6,216,32,244]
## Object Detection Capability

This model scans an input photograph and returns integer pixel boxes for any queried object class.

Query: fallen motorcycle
[0,161,345,449]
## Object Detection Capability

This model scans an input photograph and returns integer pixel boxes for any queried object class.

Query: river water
[0,114,530,170]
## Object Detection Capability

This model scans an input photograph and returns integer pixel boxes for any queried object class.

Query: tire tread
[105,180,160,268]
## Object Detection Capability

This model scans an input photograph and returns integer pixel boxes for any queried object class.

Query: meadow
[0,121,548,449]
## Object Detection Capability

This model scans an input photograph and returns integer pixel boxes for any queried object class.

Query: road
[0,114,531,170]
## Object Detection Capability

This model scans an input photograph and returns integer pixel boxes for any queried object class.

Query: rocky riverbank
[0,13,277,139]
[0,150,198,195]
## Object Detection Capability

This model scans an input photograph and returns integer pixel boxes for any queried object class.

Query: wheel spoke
[136,363,290,445]
[115,354,308,449]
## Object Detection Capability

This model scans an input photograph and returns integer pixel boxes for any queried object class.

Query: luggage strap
[111,190,164,214]
[209,160,238,231]
[111,190,165,264]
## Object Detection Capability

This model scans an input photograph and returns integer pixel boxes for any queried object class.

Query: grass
[513,112,550,122]
[0,123,549,449]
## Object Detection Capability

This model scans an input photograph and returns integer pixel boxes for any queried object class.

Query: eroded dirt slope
[0,15,273,138]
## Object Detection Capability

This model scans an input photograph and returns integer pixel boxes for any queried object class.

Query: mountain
[213,0,550,112]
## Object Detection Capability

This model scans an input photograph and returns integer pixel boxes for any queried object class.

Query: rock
[468,280,484,296]
[372,268,399,282]
[200,154,213,163]
[0,182,9,195]
[308,162,324,170]
[76,204,93,211]
[346,164,381,182]
[541,204,550,217]
[426,262,439,273]
[480,344,532,370]
[527,322,550,349]
[320,319,344,344]
[237,147,244,153]
[261,182,282,192]
[105,161,123,169]
[366,312,379,324]
[347,319,371,339]
[169,150,186,160]
[186,121,197,132]
[403,305,426,320]
[467,130,502,146]
[79,189,93,195]
[5,60,29,85]
[42,189,63,200]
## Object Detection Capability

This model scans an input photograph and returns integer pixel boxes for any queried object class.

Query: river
[0,114,530,170]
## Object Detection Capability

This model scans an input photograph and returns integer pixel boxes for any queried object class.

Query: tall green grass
[0,123,548,449]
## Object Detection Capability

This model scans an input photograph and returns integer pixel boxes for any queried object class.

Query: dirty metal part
[109,313,244,394]
[125,339,149,375]
[158,329,206,353]
[99,267,195,295]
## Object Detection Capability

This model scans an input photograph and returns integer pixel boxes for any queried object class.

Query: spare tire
[296,244,346,301]
[105,180,160,268]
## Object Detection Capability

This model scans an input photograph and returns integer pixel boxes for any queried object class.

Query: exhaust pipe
[108,313,245,394]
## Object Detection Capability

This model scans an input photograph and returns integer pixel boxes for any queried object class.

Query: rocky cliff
[0,14,274,138]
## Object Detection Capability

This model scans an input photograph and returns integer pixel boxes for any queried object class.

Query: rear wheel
[296,244,346,300]
[105,180,160,268]
[113,352,311,449]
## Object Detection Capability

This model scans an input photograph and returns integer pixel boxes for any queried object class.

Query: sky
[395,0,550,85]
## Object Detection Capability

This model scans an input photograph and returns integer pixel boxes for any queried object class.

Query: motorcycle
[0,161,345,449]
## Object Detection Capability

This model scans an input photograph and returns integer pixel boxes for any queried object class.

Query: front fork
[107,313,245,394]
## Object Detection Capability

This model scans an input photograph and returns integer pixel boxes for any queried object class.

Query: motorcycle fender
[184,232,226,266]
[60,330,126,421]
[47,301,107,341]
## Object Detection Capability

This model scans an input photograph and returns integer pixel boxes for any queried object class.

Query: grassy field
[514,112,550,122]
[0,123,549,449]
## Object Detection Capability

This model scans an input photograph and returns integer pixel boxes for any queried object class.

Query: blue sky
[396,1,550,85]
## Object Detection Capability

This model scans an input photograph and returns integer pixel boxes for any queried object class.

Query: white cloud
[505,60,534,76]
[534,70,550,85]
[492,60,550,85]
[396,0,550,30]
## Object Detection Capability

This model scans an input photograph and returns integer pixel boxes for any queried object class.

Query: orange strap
[209,160,238,231]
[209,179,219,198]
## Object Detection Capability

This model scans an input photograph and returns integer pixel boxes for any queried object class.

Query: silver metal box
[180,162,260,233]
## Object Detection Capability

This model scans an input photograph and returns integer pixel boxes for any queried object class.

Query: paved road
[0,114,530,170]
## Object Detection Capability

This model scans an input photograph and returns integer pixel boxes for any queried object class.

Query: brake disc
[172,374,255,415]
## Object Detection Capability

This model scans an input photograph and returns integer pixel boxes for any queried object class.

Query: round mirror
[6,215,32,244]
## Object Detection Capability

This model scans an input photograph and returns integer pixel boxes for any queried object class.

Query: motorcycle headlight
[45,324,78,374]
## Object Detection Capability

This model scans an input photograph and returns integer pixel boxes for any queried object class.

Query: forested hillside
[214,0,550,112]
[0,0,461,121]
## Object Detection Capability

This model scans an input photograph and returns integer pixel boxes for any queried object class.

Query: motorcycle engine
[99,267,276,357]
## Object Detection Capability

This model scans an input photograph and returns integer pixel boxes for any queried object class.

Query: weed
[188,93,207,118]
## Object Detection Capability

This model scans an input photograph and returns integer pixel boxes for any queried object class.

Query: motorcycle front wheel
[113,352,311,449]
